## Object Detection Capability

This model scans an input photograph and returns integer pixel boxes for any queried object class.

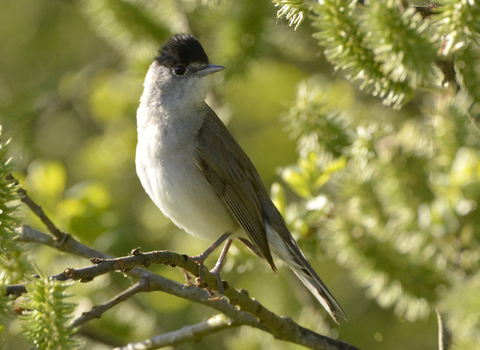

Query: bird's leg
[190,232,232,284]
[209,238,233,295]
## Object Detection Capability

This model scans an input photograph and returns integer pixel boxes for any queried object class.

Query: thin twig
[7,174,66,240]
[15,227,261,324]
[14,227,269,331]
[14,226,360,350]
[113,314,239,350]
[72,278,149,328]
[11,183,361,350]
[18,225,108,259]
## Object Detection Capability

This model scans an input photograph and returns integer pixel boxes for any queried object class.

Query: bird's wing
[195,105,347,323]
[194,105,276,271]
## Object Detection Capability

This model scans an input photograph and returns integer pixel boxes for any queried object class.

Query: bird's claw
[209,266,226,295]
[181,268,196,287]
[183,258,226,299]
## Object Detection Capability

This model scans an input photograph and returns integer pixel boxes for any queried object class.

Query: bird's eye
[172,65,186,76]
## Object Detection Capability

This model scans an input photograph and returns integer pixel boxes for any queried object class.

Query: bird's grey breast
[136,105,238,240]
[136,103,204,197]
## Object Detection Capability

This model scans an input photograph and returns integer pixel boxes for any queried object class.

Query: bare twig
[7,174,66,240]
[18,225,109,259]
[113,314,239,350]
[72,278,149,328]
[67,249,361,349]
[9,180,361,350]
[14,226,360,350]
[14,227,265,331]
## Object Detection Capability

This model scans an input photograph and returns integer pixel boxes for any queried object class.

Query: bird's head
[144,34,224,106]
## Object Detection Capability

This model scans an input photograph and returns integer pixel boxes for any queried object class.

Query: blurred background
[1,0,480,349]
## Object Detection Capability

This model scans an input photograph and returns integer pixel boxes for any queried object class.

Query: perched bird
[135,33,347,323]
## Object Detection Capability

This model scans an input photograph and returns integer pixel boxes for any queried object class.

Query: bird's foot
[180,268,196,287]
[208,263,226,296]
[189,254,207,285]
[184,235,233,297]
[187,254,226,297]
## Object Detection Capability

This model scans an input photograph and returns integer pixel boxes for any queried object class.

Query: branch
[113,314,240,350]
[7,174,66,240]
[18,225,105,259]
[14,226,360,350]
[14,227,267,332]
[72,278,149,328]
[8,176,361,350]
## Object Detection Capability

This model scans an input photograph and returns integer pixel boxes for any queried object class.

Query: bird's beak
[197,64,225,76]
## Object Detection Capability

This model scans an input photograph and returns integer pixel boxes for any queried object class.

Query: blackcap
[135,33,347,323]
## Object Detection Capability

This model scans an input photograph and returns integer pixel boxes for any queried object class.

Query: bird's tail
[265,223,347,324]
[290,265,347,324]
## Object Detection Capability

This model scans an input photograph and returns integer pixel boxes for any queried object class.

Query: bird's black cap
[155,34,209,68]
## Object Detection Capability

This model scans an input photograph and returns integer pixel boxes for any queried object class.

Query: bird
[135,33,347,324]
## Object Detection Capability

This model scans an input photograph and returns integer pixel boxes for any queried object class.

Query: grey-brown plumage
[136,33,347,323]
[194,105,276,271]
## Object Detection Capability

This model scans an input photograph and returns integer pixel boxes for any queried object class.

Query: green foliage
[23,160,114,243]
[440,272,480,350]
[0,130,29,290]
[308,0,480,109]
[80,0,169,59]
[0,129,30,348]
[20,270,78,350]
[435,0,480,113]
[0,280,12,348]
[274,0,309,30]
[312,0,415,108]
[455,43,480,108]
[365,1,438,89]
[280,76,480,328]
[0,128,21,255]
[437,0,480,54]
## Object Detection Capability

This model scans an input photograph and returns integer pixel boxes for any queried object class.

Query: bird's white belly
[136,140,239,241]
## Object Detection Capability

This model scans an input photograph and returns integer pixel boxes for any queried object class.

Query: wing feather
[194,105,276,271]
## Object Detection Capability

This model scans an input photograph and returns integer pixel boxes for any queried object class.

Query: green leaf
[281,167,311,198]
